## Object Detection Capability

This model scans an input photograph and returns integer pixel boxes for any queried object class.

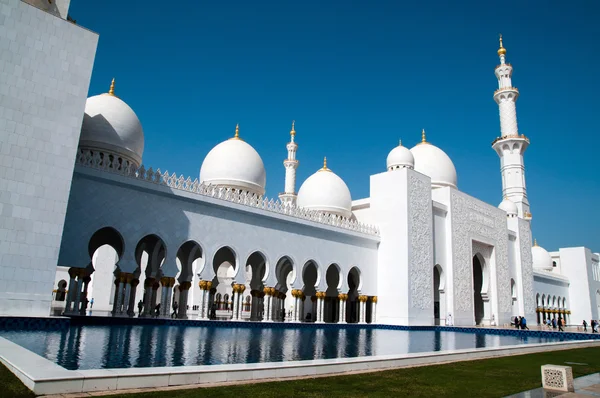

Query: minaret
[279,121,299,205]
[491,35,531,220]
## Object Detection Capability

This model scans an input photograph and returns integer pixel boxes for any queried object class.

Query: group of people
[582,319,599,333]
[513,316,529,330]
[544,317,565,331]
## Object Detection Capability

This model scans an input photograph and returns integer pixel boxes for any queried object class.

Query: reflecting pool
[0,325,571,370]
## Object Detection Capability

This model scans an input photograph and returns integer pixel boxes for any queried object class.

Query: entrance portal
[472,255,484,325]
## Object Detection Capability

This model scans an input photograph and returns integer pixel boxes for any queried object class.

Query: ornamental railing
[76,149,380,236]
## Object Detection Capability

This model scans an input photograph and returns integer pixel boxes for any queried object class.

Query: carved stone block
[541,365,574,392]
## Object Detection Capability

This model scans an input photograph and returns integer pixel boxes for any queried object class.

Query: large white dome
[79,82,144,166]
[297,159,352,218]
[199,126,266,196]
[498,197,518,217]
[410,131,457,189]
[531,240,553,271]
[386,141,414,170]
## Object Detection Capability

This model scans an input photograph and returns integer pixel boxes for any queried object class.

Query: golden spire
[498,34,507,56]
[533,238,538,247]
[421,129,427,143]
[108,78,115,96]
[229,123,242,140]
[290,120,296,137]
[319,156,330,172]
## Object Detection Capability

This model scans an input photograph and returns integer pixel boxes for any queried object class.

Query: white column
[359,297,366,324]
[64,274,77,313]
[123,280,131,316]
[265,292,272,321]
[372,298,377,324]
[72,277,83,314]
[198,288,207,319]
[338,298,344,323]
[293,294,299,322]
[316,293,324,323]
[115,277,125,316]
[232,286,239,321]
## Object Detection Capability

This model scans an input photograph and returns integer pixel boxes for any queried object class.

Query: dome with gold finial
[296,157,352,218]
[410,129,457,189]
[386,139,414,171]
[498,196,518,217]
[199,124,266,196]
[531,239,553,271]
[79,78,145,166]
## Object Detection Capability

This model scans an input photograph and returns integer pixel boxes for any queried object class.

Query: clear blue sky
[71,0,599,252]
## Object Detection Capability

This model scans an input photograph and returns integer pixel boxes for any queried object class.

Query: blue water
[0,325,570,370]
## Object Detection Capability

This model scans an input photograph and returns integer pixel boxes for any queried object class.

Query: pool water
[0,325,570,370]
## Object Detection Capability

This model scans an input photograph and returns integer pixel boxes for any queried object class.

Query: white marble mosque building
[1,0,598,327]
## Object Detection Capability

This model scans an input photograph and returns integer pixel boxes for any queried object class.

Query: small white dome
[79,87,144,166]
[297,159,352,218]
[200,126,266,196]
[387,142,414,170]
[410,133,457,189]
[498,198,518,216]
[532,241,553,271]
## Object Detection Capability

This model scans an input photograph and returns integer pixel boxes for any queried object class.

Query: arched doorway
[174,240,203,319]
[347,267,361,324]
[472,254,485,325]
[247,251,267,321]
[135,234,166,317]
[433,265,445,325]
[324,264,341,323]
[87,227,126,316]
[274,256,293,322]
[511,279,517,317]
[301,260,319,322]
[211,246,237,319]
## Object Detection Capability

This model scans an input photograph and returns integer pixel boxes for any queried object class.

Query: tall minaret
[491,35,531,220]
[279,121,299,205]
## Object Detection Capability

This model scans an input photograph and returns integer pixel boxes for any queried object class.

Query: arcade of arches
[534,292,571,325]
[53,227,377,324]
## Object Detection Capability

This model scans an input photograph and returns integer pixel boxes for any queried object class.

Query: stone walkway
[507,373,600,397]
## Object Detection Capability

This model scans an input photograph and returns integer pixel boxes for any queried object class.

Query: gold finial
[421,129,426,143]
[229,123,242,140]
[290,120,296,137]
[534,238,538,247]
[498,34,507,56]
[108,78,115,96]
[319,156,330,172]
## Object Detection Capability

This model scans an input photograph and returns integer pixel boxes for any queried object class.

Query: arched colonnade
[534,293,570,325]
[60,227,377,324]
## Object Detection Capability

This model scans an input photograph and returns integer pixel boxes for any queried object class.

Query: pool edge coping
[1,336,600,395]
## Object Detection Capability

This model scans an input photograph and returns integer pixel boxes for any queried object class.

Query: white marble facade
[0,5,597,326]
[0,0,97,316]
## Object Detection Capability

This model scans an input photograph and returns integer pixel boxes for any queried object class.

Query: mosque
[45,36,598,328]
[0,1,597,327]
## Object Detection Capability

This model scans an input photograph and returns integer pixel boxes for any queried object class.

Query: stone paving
[508,373,600,397]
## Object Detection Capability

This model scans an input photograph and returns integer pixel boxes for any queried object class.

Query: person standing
[514,316,520,329]
[520,316,529,330]
[90,298,94,309]
[137,300,144,317]
[171,301,178,319]
[558,317,564,332]
[583,320,588,332]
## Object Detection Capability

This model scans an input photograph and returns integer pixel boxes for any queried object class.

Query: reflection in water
[0,325,571,371]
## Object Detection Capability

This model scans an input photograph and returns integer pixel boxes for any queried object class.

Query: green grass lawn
[2,347,600,397]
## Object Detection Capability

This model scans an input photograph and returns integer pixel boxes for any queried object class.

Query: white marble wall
[0,0,97,315]
[58,166,379,297]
